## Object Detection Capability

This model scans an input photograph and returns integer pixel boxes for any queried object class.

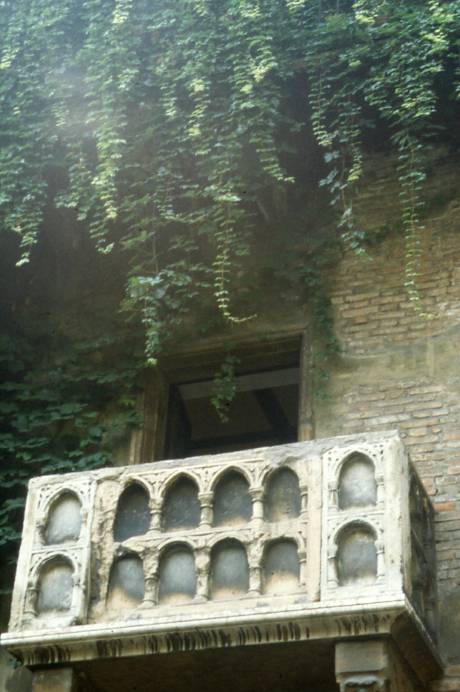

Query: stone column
[143,573,158,607]
[32,667,76,692]
[335,640,390,692]
[376,473,385,510]
[249,487,264,526]
[327,543,338,589]
[298,547,307,586]
[376,539,385,585]
[328,480,338,508]
[299,483,309,520]
[150,500,162,532]
[199,492,213,529]
[196,547,211,601]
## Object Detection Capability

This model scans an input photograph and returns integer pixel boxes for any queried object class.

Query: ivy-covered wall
[3,0,460,686]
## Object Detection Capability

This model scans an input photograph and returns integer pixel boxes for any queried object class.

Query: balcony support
[336,640,391,692]
[32,667,76,692]
[335,639,422,692]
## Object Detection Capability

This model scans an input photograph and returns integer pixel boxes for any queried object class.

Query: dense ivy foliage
[0,330,142,578]
[1,0,460,576]
[1,0,459,362]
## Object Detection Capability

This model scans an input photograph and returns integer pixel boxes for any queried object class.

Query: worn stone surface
[212,471,252,527]
[31,667,75,692]
[75,640,338,692]
[338,454,377,510]
[45,494,82,546]
[158,545,197,604]
[162,477,201,531]
[210,539,249,599]
[0,647,32,692]
[264,468,301,521]
[431,666,460,692]
[335,638,421,692]
[36,561,74,614]
[262,539,300,594]
[336,525,378,586]
[107,555,145,611]
[113,484,150,542]
[1,432,439,690]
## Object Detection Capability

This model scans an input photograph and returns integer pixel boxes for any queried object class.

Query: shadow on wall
[439,587,460,664]
[0,647,32,692]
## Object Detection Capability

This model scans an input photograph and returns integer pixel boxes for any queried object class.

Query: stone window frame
[128,328,314,465]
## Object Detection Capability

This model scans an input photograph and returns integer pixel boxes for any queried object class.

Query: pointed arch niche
[158,544,197,605]
[45,491,82,545]
[113,483,150,542]
[212,471,252,527]
[262,539,300,595]
[36,558,74,614]
[107,554,145,611]
[162,476,201,531]
[264,468,301,522]
[210,539,249,600]
[338,453,377,510]
[336,523,377,586]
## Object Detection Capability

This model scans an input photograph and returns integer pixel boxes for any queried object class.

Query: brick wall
[330,230,460,354]
[318,220,460,666]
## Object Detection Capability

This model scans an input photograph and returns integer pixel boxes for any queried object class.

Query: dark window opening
[165,365,299,458]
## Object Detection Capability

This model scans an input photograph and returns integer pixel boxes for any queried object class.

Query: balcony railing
[2,431,437,671]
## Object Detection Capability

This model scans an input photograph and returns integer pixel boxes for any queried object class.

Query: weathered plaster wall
[317,216,460,664]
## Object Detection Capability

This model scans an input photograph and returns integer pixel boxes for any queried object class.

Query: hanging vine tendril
[0,0,458,357]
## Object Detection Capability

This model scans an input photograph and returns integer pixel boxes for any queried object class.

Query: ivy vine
[2,0,459,365]
[1,0,460,592]
[0,330,142,582]
[211,354,241,422]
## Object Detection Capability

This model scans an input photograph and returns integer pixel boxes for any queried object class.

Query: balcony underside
[4,602,441,687]
[75,640,338,692]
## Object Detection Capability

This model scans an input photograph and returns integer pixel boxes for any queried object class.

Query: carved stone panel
[113,484,150,542]
[213,471,252,527]
[3,430,437,680]
[264,468,301,522]
[158,545,197,604]
[262,539,300,594]
[210,540,249,600]
[107,555,145,611]
[36,560,74,614]
[45,493,82,545]
[162,477,201,531]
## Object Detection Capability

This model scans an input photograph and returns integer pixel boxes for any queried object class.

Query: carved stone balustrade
[1,431,440,688]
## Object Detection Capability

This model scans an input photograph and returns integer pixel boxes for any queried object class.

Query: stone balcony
[2,431,440,689]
